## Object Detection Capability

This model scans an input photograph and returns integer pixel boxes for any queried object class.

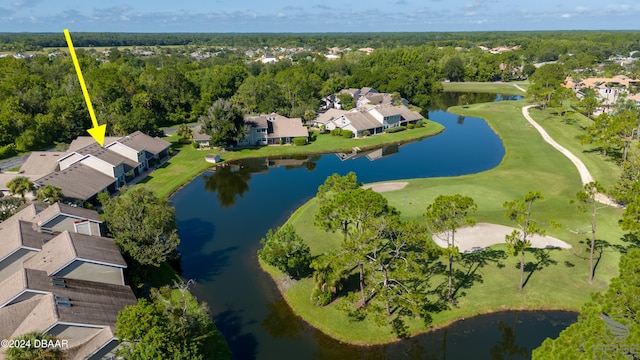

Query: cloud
[560,13,571,19]
[283,5,302,11]
[395,0,408,5]
[574,6,589,14]
[312,4,332,11]
[606,4,631,12]
[11,0,41,9]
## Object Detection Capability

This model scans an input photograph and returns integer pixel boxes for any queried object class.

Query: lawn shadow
[521,248,558,288]
[451,249,508,300]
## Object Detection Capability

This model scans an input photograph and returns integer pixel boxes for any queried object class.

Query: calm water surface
[172,100,576,359]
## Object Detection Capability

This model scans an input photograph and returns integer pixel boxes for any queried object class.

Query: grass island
[258,97,627,345]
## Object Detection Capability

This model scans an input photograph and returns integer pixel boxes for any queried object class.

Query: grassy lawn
[526,107,621,189]
[442,81,527,95]
[138,123,443,198]
[276,99,628,344]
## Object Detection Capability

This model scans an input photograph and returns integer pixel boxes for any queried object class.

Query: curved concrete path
[521,105,619,207]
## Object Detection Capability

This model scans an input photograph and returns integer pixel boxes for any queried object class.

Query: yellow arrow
[63,29,106,146]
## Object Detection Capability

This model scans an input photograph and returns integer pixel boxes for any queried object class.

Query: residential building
[0,202,136,360]
[10,131,171,203]
[239,113,309,145]
[316,104,423,137]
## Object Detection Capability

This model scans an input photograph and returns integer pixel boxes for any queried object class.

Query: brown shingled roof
[0,220,54,262]
[24,231,126,276]
[19,152,66,175]
[0,268,136,328]
[268,115,309,139]
[33,203,101,226]
[34,163,116,201]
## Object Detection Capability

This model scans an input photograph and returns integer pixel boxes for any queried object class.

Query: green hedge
[293,137,307,146]
[342,130,353,138]
[385,126,406,133]
[0,144,17,160]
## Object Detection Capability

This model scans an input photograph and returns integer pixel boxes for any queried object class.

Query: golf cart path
[521,105,619,207]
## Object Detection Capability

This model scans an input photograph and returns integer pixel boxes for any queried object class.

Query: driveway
[0,153,30,172]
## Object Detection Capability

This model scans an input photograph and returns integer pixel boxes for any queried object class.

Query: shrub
[362,130,370,137]
[330,128,342,136]
[407,123,415,129]
[311,288,333,306]
[385,126,407,133]
[293,137,307,146]
[258,224,311,278]
[192,141,200,149]
[0,144,17,160]
[416,119,426,127]
[342,130,353,138]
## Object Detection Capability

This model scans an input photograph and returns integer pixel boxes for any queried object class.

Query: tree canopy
[116,284,229,360]
[103,187,180,267]
[199,99,246,147]
[533,248,640,359]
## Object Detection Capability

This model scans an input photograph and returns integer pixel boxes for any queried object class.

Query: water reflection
[262,298,304,340]
[489,315,529,360]
[203,165,252,208]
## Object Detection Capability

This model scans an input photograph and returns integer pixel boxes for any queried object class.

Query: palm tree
[36,185,63,204]
[7,176,33,200]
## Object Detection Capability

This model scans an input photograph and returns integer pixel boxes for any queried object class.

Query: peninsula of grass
[138,121,443,198]
[265,99,627,345]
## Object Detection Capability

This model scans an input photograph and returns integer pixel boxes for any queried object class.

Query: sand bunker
[432,223,571,253]
[362,182,409,193]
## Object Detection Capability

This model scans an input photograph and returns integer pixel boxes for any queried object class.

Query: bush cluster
[0,144,17,160]
[385,126,407,133]
[293,137,307,146]
[342,130,353,138]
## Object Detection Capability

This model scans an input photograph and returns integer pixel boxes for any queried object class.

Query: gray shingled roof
[116,131,171,155]
[68,137,122,152]
[340,111,382,131]
[34,163,116,201]
[193,125,211,142]
[314,109,348,125]
[74,143,138,171]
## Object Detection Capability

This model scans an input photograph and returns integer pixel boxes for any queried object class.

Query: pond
[171,95,576,359]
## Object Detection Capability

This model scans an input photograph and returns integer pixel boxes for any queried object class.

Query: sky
[0,0,639,33]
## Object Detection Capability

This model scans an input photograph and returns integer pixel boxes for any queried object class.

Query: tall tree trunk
[589,200,597,283]
[383,267,390,316]
[359,260,366,307]
[519,250,525,290]
[448,231,455,302]
[448,253,453,302]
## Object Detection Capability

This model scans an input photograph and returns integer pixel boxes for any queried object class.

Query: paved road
[0,153,30,173]
[521,105,619,207]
